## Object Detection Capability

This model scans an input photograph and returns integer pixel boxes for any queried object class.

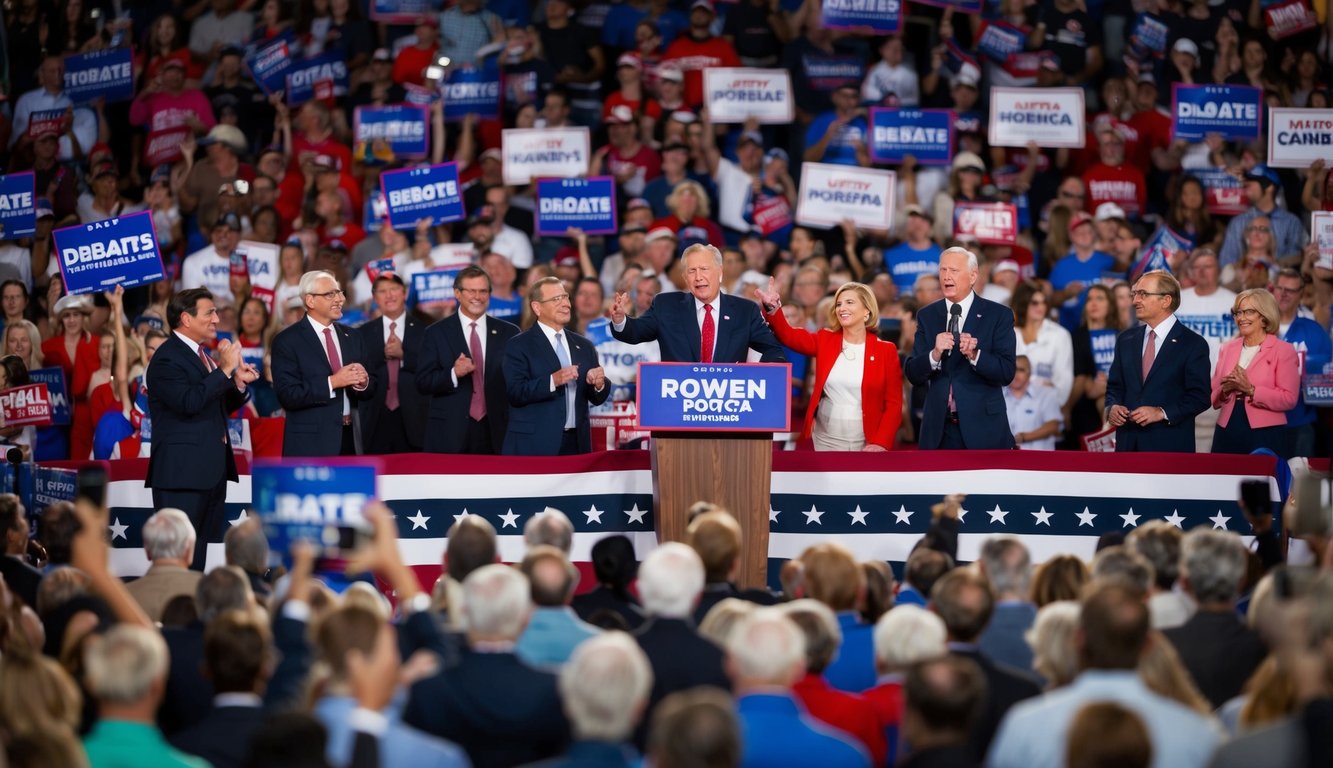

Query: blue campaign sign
[0,172,36,239]
[28,368,71,426]
[869,108,954,165]
[380,162,465,228]
[248,34,294,95]
[286,52,350,106]
[636,362,792,432]
[33,466,77,510]
[976,20,1026,64]
[411,269,462,305]
[53,211,164,296]
[821,0,902,33]
[441,60,502,122]
[63,47,134,104]
[354,104,429,159]
[1172,84,1263,141]
[252,460,378,557]
[370,0,434,23]
[913,0,982,12]
[535,177,618,236]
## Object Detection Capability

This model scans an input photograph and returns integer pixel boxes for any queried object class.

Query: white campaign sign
[1313,212,1333,271]
[703,68,795,124]
[236,240,279,291]
[501,127,591,186]
[1267,108,1333,169]
[987,87,1086,149]
[795,163,896,232]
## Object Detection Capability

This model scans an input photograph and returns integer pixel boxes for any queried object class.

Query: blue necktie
[555,332,575,429]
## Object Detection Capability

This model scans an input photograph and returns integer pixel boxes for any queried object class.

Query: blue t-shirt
[1049,250,1118,331]
[803,112,868,166]
[883,241,942,293]
[1088,327,1118,375]
[1284,317,1333,426]
[601,5,688,49]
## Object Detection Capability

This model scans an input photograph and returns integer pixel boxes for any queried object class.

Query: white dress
[813,342,867,452]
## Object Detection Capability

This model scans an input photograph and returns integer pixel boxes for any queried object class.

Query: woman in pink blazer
[1210,288,1300,455]
[755,279,902,451]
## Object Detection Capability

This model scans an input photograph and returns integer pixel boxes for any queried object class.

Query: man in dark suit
[270,271,375,457]
[1105,269,1210,452]
[416,266,519,454]
[355,272,429,453]
[147,288,257,571]
[609,243,786,363]
[169,610,270,768]
[906,247,1017,449]
[502,276,610,455]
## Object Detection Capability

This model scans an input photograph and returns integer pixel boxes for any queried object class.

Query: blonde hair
[5,319,44,372]
[666,179,712,219]
[1233,288,1281,335]
[825,282,878,331]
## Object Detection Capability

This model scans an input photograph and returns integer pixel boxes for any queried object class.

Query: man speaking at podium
[609,243,786,364]
[906,247,1017,449]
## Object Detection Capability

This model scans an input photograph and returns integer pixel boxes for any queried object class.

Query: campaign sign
[28,368,70,426]
[63,47,134,104]
[502,128,592,186]
[796,163,896,232]
[869,108,954,165]
[1126,13,1169,60]
[1313,212,1333,271]
[911,0,982,13]
[251,460,378,557]
[429,243,478,269]
[988,87,1086,148]
[636,363,791,432]
[535,177,618,236]
[365,257,397,282]
[411,268,462,305]
[1171,84,1262,141]
[286,52,350,106]
[354,104,429,159]
[1306,371,1333,405]
[236,240,279,292]
[380,162,465,229]
[820,0,901,34]
[53,211,164,295]
[370,0,434,23]
[954,202,1019,245]
[0,172,36,239]
[703,68,794,124]
[1192,167,1246,216]
[1265,0,1317,39]
[976,21,1026,64]
[0,384,52,428]
[27,110,65,140]
[1267,108,1333,168]
[248,35,293,95]
[1141,224,1195,259]
[441,61,502,122]
[32,466,76,509]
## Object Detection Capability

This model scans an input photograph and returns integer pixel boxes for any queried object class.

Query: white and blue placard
[411,268,462,305]
[0,172,36,239]
[636,362,792,432]
[1266,107,1333,168]
[53,211,164,295]
[502,127,592,186]
[869,108,954,165]
[286,52,350,106]
[441,60,502,122]
[1171,84,1262,142]
[988,87,1086,148]
[796,163,896,232]
[63,47,134,104]
[370,0,434,22]
[251,460,378,557]
[248,34,294,95]
[976,20,1026,64]
[703,68,795,124]
[821,0,902,32]
[354,104,429,159]
[380,162,465,229]
[535,176,618,236]
[28,368,70,426]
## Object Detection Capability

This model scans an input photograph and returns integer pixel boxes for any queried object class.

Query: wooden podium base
[650,432,773,589]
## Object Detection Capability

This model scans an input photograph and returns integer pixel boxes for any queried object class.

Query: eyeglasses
[1272,285,1301,295]
[310,290,345,300]
[1232,308,1260,318]
[457,287,491,296]
[1245,225,1271,233]
[536,293,571,304]
[1130,290,1168,299]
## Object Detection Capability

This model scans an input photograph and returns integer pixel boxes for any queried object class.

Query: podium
[637,363,791,589]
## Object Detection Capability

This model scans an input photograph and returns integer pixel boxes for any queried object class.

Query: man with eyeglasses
[1177,248,1237,451]
[1105,270,1210,452]
[416,266,519,454]
[1273,268,1332,458]
[1218,165,1307,269]
[270,271,375,456]
[503,277,609,455]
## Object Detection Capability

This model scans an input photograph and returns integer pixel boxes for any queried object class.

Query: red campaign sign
[752,195,793,236]
[145,127,191,166]
[953,202,1019,245]
[1265,0,1316,39]
[1081,424,1116,452]
[0,384,53,427]
[250,285,275,314]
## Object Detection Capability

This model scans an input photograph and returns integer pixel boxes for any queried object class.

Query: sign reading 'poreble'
[53,211,164,295]
[501,127,591,186]
[354,104,429,159]
[379,162,465,229]
[636,362,791,432]
[988,87,1086,148]
[1267,108,1333,168]
[1171,84,1262,141]
[796,163,896,232]
[535,177,618,235]
[703,68,794,124]
[869,108,954,165]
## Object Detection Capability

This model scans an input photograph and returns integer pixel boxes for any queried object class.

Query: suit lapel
[1142,323,1182,385]
[298,319,333,376]
[484,315,504,378]
[680,294,703,361]
[1128,326,1147,383]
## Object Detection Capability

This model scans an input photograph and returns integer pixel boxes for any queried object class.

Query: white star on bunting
[407,510,431,530]
[848,505,868,525]
[957,507,968,523]
[1032,507,1053,526]
[1076,507,1097,527]
[1209,511,1231,530]
[892,504,914,525]
[229,510,249,527]
[1163,510,1186,528]
[108,517,128,541]
[498,509,520,529]
[987,504,1009,525]
[802,505,824,525]
[1120,508,1141,528]
[583,505,605,524]
[453,509,471,525]
[624,503,647,524]
[768,505,781,523]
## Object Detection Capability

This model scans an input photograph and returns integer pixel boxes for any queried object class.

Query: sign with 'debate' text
[63,47,134,104]
[636,363,791,431]
[252,460,378,557]
[53,211,164,295]
[1171,84,1262,142]
[821,0,902,32]
[354,104,429,159]
[869,108,954,165]
[0,172,36,240]
[380,162,465,229]
[535,177,618,236]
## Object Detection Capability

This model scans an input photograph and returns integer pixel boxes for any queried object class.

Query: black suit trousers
[154,480,226,571]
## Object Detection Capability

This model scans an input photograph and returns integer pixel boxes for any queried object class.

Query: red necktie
[1142,328,1156,383]
[701,304,715,363]
[198,346,215,372]
[386,321,400,411]
[469,321,486,420]
[323,327,343,372]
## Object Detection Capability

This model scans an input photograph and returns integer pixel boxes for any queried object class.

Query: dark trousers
[463,416,495,454]
[940,420,967,450]
[364,408,413,454]
[340,424,356,456]
[559,429,580,456]
[153,480,227,571]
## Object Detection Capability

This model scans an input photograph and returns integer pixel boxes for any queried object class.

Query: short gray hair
[727,607,805,686]
[1091,546,1155,595]
[84,624,169,705]
[979,537,1031,598]
[940,246,979,272]
[638,543,704,619]
[681,242,723,267]
[1181,528,1247,604]
[1126,521,1182,591]
[463,564,531,639]
[224,517,269,574]
[560,632,653,741]
[874,604,947,671]
[143,508,196,561]
[523,508,573,555]
[197,565,254,623]
[298,270,338,297]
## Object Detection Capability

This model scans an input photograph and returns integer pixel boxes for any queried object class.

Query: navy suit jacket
[416,312,519,453]
[146,333,247,491]
[270,317,376,457]
[355,312,430,450]
[1104,319,1210,452]
[169,704,266,768]
[502,324,609,455]
[611,292,786,363]
[905,294,1017,449]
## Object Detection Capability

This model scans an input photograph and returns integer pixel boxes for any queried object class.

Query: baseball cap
[608,104,635,125]
[467,205,497,226]
[617,52,642,70]
[738,130,764,147]
[764,147,788,165]
[309,154,341,172]
[324,239,349,253]
[372,48,392,62]
[622,223,648,235]
[1094,202,1127,221]
[92,162,119,179]
[417,14,440,27]
[161,57,187,71]
[689,0,715,13]
[661,141,690,154]
[645,226,678,243]
[657,65,684,83]
[553,247,581,268]
[626,197,652,211]
[1070,211,1095,229]
[993,259,1020,275]
[35,198,54,219]
[214,213,243,231]
[480,147,504,163]
[1136,72,1156,86]
[1244,164,1280,187]
[373,271,407,288]
[952,151,986,173]
[955,63,981,89]
[198,124,248,153]
[1173,38,1199,57]
[904,204,933,223]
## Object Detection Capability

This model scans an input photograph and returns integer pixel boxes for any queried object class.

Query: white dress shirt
[307,316,350,415]
[451,312,489,387]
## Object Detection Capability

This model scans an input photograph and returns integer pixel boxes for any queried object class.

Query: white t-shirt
[1176,287,1238,373]
[861,60,920,106]
[714,157,755,234]
[180,245,234,305]
[490,225,534,269]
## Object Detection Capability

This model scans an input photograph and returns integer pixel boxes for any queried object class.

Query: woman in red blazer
[1210,288,1300,455]
[756,280,902,451]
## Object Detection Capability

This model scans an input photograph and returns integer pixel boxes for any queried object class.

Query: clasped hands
[1107,404,1165,427]
[1219,364,1254,400]
[216,339,259,385]
[332,363,370,390]
[934,332,979,362]
[553,365,606,390]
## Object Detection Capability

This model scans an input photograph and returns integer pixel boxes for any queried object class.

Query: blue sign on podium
[636,362,791,432]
